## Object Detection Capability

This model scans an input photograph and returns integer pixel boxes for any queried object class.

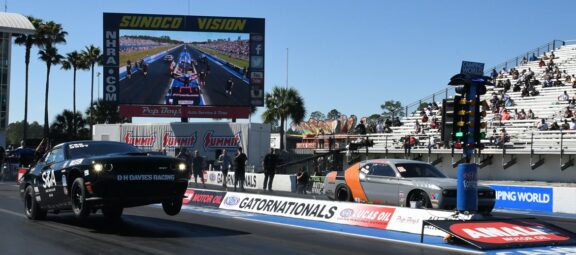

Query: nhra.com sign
[490,185,553,213]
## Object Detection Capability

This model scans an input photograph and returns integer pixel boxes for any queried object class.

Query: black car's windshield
[67,142,141,159]
[395,163,447,178]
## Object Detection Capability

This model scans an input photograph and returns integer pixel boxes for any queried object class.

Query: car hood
[407,177,493,190]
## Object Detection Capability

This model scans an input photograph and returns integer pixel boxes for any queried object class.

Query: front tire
[162,197,183,216]
[408,190,431,208]
[336,185,352,202]
[71,178,90,219]
[24,185,47,220]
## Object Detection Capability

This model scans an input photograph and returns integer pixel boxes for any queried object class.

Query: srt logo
[42,170,57,189]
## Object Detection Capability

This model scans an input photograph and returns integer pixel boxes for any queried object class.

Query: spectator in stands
[385,118,392,127]
[503,79,512,93]
[543,53,549,60]
[490,94,499,112]
[494,128,509,148]
[521,86,530,98]
[529,85,540,96]
[414,120,421,134]
[564,107,573,119]
[528,109,536,119]
[559,91,570,101]
[501,109,511,121]
[562,120,570,130]
[521,56,528,65]
[550,121,561,131]
[355,120,367,135]
[572,75,576,87]
[570,93,576,105]
[517,109,527,120]
[571,119,576,130]
[530,53,537,61]
[564,71,572,83]
[430,117,439,129]
[490,68,498,80]
[513,82,521,92]
[502,93,513,107]
[537,119,548,131]
[383,123,393,133]
[551,51,556,59]
[403,135,414,156]
[421,113,429,124]
[376,121,384,133]
[393,117,403,127]
[489,128,498,145]
[539,59,546,68]
[432,101,439,110]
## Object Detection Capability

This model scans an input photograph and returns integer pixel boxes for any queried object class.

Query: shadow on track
[41,213,249,239]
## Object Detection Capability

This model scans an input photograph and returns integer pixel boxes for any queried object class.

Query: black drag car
[20,141,191,220]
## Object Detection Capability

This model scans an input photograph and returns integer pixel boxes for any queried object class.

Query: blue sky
[7,0,576,125]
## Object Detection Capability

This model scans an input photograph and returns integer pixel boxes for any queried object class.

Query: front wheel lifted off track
[162,197,183,216]
[71,178,90,219]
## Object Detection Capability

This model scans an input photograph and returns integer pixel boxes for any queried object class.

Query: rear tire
[102,205,123,221]
[71,178,90,219]
[24,185,47,220]
[162,197,183,216]
[336,185,352,202]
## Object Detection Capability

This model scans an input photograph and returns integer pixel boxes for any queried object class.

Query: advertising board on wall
[490,185,553,213]
[103,13,265,118]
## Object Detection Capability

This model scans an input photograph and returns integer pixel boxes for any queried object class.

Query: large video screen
[103,13,265,111]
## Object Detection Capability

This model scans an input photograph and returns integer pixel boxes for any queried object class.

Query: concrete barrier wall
[219,172,576,215]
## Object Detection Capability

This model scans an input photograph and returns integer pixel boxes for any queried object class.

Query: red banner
[119,105,251,119]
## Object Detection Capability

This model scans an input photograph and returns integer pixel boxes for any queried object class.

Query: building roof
[0,12,35,35]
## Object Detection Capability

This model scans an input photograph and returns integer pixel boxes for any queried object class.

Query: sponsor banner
[119,105,250,119]
[183,189,226,208]
[428,219,576,250]
[491,185,553,213]
[205,172,294,192]
[386,207,471,236]
[219,192,464,236]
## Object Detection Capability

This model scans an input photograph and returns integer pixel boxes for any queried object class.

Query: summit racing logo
[203,131,241,151]
[124,132,155,147]
[119,16,183,29]
[162,132,197,148]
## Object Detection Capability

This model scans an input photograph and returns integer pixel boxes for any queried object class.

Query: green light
[455,131,464,138]
[480,132,487,139]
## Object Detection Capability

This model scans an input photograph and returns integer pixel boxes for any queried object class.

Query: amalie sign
[429,219,576,250]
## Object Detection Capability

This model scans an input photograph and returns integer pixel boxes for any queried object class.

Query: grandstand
[313,40,576,182]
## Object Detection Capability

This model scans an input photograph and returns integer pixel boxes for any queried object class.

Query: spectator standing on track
[126,60,132,79]
[262,148,279,191]
[234,147,248,192]
[216,149,232,189]
[225,77,234,96]
[296,168,309,194]
[191,150,206,188]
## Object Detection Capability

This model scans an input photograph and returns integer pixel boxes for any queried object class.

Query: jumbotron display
[103,13,264,118]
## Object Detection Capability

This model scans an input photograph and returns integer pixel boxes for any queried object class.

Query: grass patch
[119,45,176,65]
[192,46,249,69]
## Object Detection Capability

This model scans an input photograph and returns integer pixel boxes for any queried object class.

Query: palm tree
[50,110,88,138]
[81,45,102,136]
[61,51,89,134]
[37,21,67,46]
[87,99,129,125]
[261,87,306,150]
[14,16,43,141]
[38,45,64,138]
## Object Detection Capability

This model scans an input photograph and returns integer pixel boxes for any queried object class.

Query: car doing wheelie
[323,159,496,213]
[20,141,191,220]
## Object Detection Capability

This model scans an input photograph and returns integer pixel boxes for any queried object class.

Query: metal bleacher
[320,42,576,156]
